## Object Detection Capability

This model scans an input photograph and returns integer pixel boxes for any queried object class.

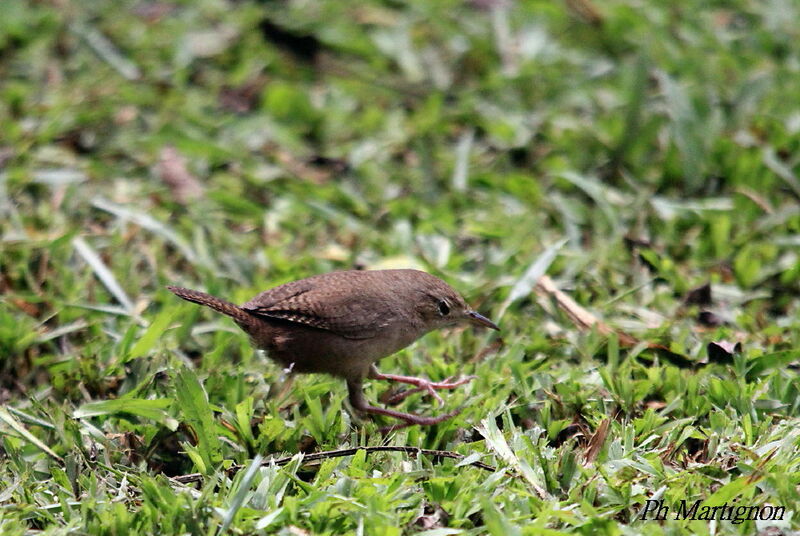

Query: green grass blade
[74,398,178,431]
[173,366,223,472]
[0,407,62,461]
[219,454,263,534]
[126,305,179,362]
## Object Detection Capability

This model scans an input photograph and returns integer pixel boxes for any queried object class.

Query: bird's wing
[241,279,392,339]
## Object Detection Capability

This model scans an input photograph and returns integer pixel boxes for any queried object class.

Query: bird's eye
[437,300,450,316]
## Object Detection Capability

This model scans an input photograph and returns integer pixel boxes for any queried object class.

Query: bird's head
[407,271,499,332]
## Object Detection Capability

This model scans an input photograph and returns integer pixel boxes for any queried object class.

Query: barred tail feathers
[166,286,253,325]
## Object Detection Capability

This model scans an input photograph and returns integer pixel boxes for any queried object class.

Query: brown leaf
[535,275,638,346]
[583,418,609,464]
[659,441,678,463]
[219,76,266,114]
[9,298,39,317]
[535,275,693,367]
[156,146,204,204]
[735,187,773,214]
[565,0,604,26]
[219,418,237,434]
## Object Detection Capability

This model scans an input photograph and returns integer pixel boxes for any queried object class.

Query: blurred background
[2,0,800,533]
[4,1,798,297]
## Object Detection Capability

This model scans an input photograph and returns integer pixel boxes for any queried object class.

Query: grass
[2,0,800,534]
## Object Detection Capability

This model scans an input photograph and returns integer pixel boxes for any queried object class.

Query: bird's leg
[347,379,460,427]
[369,364,476,405]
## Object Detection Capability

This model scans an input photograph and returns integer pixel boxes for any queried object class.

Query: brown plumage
[167,269,498,428]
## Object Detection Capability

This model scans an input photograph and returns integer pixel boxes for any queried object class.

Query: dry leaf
[535,275,638,346]
[156,146,204,204]
[535,275,694,367]
[219,76,266,113]
[583,418,609,464]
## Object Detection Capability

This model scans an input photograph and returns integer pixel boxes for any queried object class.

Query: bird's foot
[362,406,462,434]
[349,377,463,432]
[372,371,476,406]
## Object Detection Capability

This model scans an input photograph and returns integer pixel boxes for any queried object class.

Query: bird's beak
[467,310,500,331]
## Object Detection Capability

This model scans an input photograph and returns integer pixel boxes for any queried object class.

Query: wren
[167,269,498,428]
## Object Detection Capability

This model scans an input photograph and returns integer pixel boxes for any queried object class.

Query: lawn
[2,0,800,534]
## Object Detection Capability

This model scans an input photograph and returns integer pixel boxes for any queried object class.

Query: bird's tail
[166,286,254,325]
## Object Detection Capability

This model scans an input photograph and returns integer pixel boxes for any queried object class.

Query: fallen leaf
[565,0,604,26]
[535,275,694,367]
[156,146,204,204]
[219,76,266,114]
[535,275,638,346]
[583,418,609,464]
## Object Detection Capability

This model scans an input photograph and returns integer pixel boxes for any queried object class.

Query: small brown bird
[167,269,498,428]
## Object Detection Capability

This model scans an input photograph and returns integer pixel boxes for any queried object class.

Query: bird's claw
[382,375,477,406]
[377,407,463,434]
